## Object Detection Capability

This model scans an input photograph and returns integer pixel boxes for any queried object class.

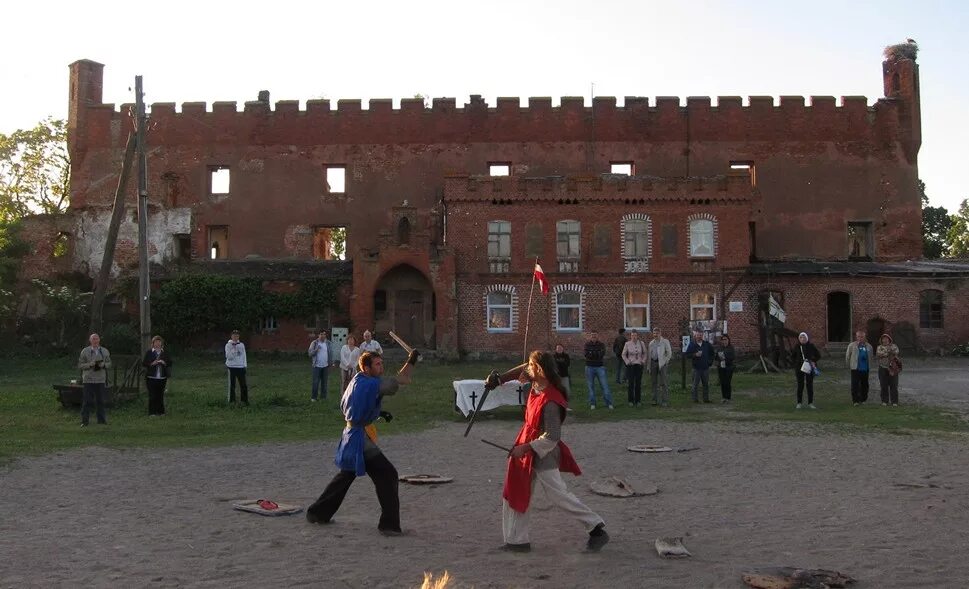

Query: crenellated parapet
[68,57,915,151]
[443,172,755,204]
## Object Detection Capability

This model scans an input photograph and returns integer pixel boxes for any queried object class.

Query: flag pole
[523,257,538,362]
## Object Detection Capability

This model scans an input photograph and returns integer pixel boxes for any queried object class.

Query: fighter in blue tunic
[306,348,418,535]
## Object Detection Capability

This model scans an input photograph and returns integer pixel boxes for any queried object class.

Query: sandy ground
[3,417,969,589]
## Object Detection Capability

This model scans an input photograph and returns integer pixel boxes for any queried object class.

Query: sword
[463,372,498,437]
[480,439,512,454]
[388,330,421,363]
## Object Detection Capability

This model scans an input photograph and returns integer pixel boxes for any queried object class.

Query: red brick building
[28,50,969,356]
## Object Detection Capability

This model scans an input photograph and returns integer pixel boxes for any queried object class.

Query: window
[209,167,230,195]
[624,291,650,330]
[305,310,332,330]
[257,316,278,333]
[689,219,715,258]
[175,234,191,262]
[325,166,346,193]
[556,220,580,272]
[610,162,634,175]
[488,221,511,273]
[486,291,514,332]
[623,219,649,259]
[919,290,944,328]
[397,217,411,246]
[847,222,872,259]
[690,292,717,321]
[313,227,346,260]
[555,290,582,331]
[488,163,511,177]
[730,161,756,186]
[661,224,677,257]
[207,225,229,260]
[374,290,388,321]
[52,232,70,258]
[525,223,543,258]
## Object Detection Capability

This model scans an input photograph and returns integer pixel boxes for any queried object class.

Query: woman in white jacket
[339,334,362,393]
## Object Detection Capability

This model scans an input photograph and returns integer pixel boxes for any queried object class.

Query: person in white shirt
[648,328,673,407]
[621,330,648,407]
[224,330,248,405]
[308,329,335,401]
[358,330,383,355]
[340,334,362,393]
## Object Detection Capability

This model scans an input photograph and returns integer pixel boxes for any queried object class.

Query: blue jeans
[585,365,613,407]
[312,366,329,400]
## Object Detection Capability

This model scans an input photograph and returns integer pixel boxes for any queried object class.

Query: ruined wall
[65,57,923,268]
[72,207,192,276]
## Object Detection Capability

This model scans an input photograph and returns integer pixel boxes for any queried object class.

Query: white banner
[453,379,529,417]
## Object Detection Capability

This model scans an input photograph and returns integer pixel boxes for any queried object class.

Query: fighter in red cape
[487,350,609,553]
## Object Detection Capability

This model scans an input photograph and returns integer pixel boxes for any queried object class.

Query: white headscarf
[798,332,809,341]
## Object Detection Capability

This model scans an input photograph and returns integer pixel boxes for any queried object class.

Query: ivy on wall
[152,275,342,342]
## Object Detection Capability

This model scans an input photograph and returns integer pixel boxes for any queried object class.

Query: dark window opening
[919,290,944,328]
[397,217,411,246]
[208,167,230,195]
[488,163,511,177]
[374,289,388,321]
[52,232,70,259]
[175,234,191,262]
[730,161,756,187]
[827,291,852,343]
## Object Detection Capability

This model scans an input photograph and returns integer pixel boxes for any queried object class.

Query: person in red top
[487,350,609,553]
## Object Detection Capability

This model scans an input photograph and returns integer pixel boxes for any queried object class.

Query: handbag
[800,360,813,374]
[889,356,903,376]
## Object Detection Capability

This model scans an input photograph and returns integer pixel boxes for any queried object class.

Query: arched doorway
[826,291,852,343]
[373,264,436,349]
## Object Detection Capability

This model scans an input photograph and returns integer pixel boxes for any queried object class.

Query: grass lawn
[1,355,965,464]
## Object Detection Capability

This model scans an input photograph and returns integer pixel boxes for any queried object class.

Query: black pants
[626,364,643,404]
[307,448,401,532]
[81,382,107,425]
[850,369,870,403]
[795,371,814,404]
[147,378,167,415]
[228,367,248,403]
[718,367,734,400]
[879,367,899,404]
[615,358,626,384]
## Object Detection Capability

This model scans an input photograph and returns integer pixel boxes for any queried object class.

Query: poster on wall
[688,320,728,343]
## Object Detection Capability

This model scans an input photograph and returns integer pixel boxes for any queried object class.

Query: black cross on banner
[517,385,526,405]
[469,388,479,410]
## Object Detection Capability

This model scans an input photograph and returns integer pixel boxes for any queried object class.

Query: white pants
[502,468,604,544]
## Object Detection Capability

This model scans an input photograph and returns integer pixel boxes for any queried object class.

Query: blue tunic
[334,373,382,476]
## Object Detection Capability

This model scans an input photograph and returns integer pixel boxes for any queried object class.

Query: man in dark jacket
[685,331,714,403]
[611,329,627,384]
[584,331,614,410]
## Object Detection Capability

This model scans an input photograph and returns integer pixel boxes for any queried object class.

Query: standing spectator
[553,343,571,397]
[716,334,736,404]
[876,334,901,407]
[621,330,647,407]
[583,331,614,410]
[611,329,628,385]
[792,332,821,409]
[78,333,111,426]
[340,334,362,393]
[308,329,334,402]
[685,332,715,403]
[845,330,873,406]
[142,335,172,416]
[648,328,673,407]
[359,330,383,355]
[225,330,249,406]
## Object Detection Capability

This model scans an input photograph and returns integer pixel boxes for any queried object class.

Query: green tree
[31,279,90,349]
[920,180,951,258]
[947,198,969,258]
[0,118,70,222]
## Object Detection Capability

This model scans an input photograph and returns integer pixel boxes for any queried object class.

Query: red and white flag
[533,263,549,295]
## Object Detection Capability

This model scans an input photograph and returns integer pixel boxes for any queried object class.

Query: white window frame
[258,316,279,333]
[486,290,514,333]
[689,293,717,321]
[554,289,583,332]
[689,219,715,258]
[623,290,651,330]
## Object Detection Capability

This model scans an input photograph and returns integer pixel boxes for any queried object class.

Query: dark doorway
[827,292,852,343]
[866,317,887,347]
[394,289,424,346]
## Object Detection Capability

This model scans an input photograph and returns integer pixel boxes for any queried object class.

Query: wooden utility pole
[88,134,136,335]
[135,76,151,353]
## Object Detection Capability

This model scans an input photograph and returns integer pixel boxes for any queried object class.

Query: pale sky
[2,0,966,211]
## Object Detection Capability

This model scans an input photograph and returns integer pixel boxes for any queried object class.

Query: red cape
[502,383,581,513]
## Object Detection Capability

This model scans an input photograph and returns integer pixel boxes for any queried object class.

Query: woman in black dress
[143,335,173,416]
